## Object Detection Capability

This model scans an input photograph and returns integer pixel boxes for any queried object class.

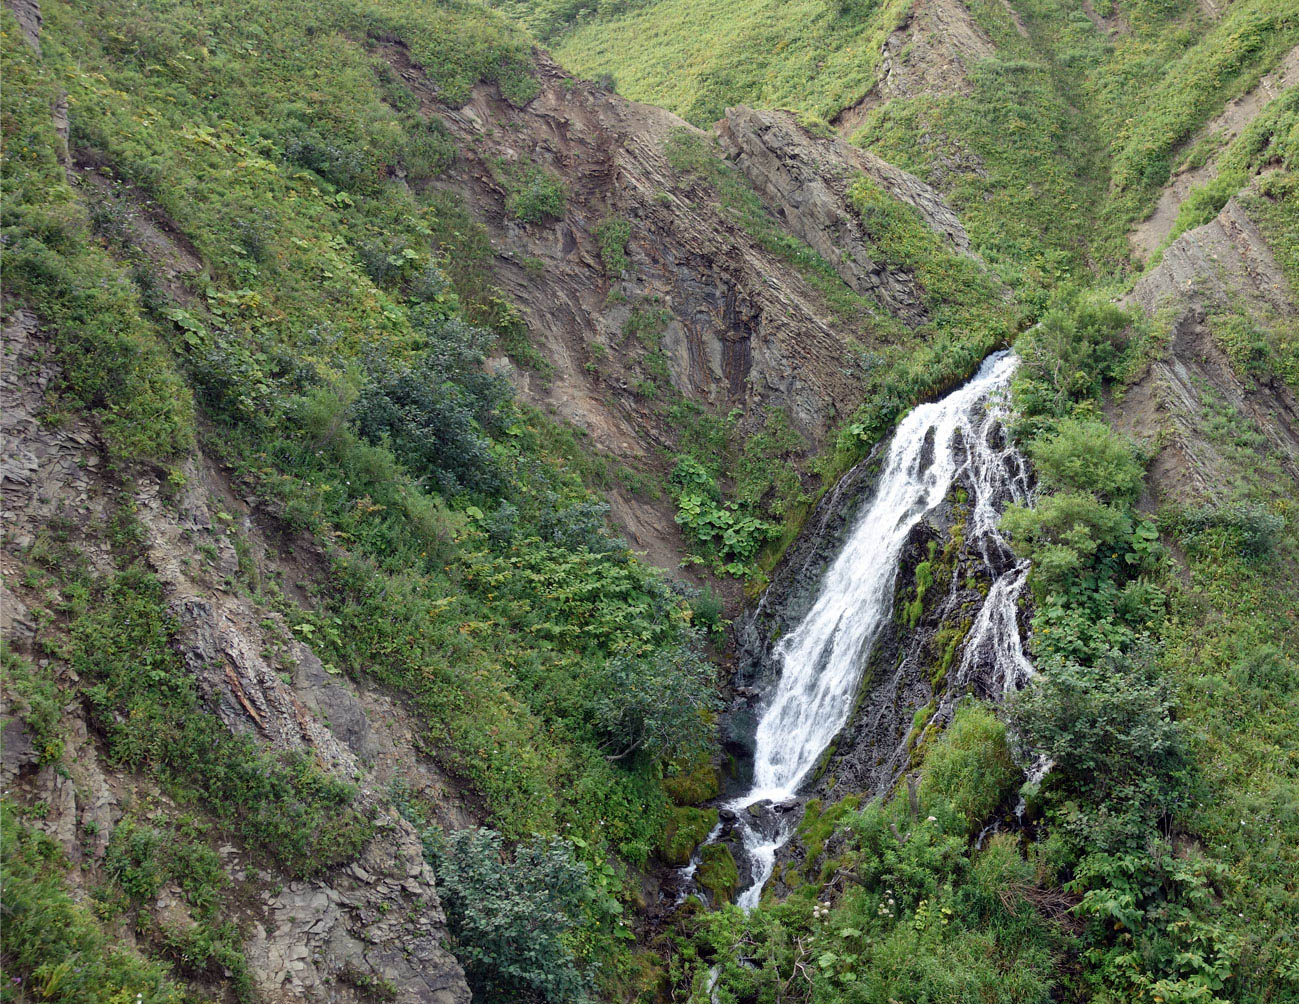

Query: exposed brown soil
[1129,45,1299,262]
[832,0,996,137]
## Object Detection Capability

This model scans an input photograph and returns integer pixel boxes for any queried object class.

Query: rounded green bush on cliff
[1028,418,1145,505]
[918,703,1019,831]
[505,166,567,223]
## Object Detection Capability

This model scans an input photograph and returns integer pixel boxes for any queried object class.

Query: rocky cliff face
[1,309,471,1004]
[388,47,982,572]
[831,0,1000,136]
[1117,191,1299,503]
[717,106,975,324]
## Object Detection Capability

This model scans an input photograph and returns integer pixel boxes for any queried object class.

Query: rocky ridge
[717,106,975,325]
[1129,45,1299,262]
[1118,190,1299,502]
[831,0,998,136]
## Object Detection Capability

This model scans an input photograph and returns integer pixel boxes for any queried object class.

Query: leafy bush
[402,118,457,180]
[1012,299,1134,422]
[1027,418,1145,505]
[1001,492,1134,600]
[351,314,511,493]
[591,645,718,761]
[918,703,1019,831]
[505,165,567,223]
[1010,647,1195,855]
[530,491,620,551]
[426,827,593,1004]
[671,454,779,569]
[282,120,377,192]
[595,216,632,274]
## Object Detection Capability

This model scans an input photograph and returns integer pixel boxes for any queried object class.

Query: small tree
[427,827,592,1004]
[591,645,718,762]
[1009,647,1195,855]
[350,314,511,494]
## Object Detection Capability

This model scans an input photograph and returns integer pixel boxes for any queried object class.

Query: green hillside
[498,0,912,124]
[511,0,1296,299]
[3,0,1298,1001]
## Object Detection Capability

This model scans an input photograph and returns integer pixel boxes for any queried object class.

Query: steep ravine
[386,48,989,576]
[685,351,1034,906]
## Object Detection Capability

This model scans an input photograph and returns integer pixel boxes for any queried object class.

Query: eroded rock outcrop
[1130,45,1299,261]
[380,47,982,574]
[1118,192,1299,500]
[0,315,471,1004]
[718,106,974,322]
[832,0,998,136]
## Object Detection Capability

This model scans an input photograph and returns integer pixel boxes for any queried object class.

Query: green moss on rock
[657,807,718,867]
[696,843,738,905]
[662,760,721,805]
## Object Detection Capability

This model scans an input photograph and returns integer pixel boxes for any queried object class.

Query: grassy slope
[0,0,708,995]
[501,0,912,125]
[518,0,1296,304]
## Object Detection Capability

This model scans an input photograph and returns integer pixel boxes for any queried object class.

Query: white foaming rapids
[726,350,1031,909]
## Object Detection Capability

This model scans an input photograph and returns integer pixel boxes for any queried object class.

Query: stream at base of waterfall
[683,350,1035,910]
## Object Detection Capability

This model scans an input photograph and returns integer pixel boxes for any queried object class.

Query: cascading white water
[723,350,1031,909]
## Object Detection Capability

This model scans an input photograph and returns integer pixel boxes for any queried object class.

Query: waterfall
[709,350,1034,910]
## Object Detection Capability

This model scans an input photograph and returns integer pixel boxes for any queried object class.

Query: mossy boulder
[696,843,739,905]
[657,807,718,867]
[662,760,721,805]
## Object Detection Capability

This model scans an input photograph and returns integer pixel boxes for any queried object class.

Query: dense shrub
[591,645,719,761]
[671,454,780,569]
[1011,647,1195,855]
[351,314,511,493]
[918,703,1019,831]
[1012,299,1134,422]
[282,121,376,191]
[1027,418,1145,504]
[595,216,631,273]
[1001,492,1134,600]
[505,165,567,223]
[426,827,593,1004]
